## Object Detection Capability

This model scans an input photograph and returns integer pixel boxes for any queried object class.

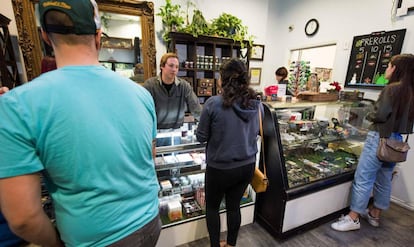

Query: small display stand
[299,92,339,102]
[288,61,310,97]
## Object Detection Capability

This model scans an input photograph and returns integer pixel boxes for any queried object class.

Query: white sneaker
[360,209,380,227]
[331,215,360,231]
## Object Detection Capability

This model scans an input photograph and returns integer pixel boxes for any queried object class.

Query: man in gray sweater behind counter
[143,53,202,130]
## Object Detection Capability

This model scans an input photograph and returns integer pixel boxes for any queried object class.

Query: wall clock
[305,18,319,36]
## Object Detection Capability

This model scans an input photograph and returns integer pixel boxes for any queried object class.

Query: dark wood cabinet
[168,32,249,103]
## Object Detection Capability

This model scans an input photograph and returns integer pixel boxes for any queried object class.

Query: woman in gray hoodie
[196,58,263,247]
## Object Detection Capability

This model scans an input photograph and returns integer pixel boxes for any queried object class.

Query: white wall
[392,137,414,211]
[4,0,414,209]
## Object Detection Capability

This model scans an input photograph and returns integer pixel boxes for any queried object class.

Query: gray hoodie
[196,95,263,169]
[143,75,201,129]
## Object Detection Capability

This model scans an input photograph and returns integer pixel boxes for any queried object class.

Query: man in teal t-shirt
[0,87,26,247]
[0,1,161,246]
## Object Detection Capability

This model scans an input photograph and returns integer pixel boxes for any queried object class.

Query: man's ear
[95,29,102,50]
[41,29,53,47]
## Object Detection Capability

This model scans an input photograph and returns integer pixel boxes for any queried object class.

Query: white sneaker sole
[331,223,360,231]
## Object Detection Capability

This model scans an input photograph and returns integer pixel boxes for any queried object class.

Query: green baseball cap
[39,0,101,35]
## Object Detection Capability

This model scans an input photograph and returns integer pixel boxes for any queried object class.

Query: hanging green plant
[157,0,185,43]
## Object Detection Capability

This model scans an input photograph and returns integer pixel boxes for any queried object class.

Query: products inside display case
[158,174,205,224]
[274,101,373,188]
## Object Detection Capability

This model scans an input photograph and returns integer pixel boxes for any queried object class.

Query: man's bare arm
[0,174,64,247]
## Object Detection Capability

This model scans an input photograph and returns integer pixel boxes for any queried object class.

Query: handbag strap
[258,107,267,178]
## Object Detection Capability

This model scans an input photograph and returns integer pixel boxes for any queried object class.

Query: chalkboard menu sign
[345,29,406,89]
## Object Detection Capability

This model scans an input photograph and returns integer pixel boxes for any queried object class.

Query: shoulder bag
[251,108,269,193]
[377,135,410,163]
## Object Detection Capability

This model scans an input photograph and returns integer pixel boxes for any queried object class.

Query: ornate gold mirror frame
[12,0,157,81]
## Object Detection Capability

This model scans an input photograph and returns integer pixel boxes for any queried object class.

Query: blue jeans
[350,131,402,214]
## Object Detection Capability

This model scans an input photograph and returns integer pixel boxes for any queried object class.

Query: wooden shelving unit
[168,32,250,103]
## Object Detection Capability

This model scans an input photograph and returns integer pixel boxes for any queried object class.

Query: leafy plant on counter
[157,0,185,42]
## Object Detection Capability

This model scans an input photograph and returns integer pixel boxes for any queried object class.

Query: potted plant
[210,13,253,48]
[328,81,342,93]
[181,9,210,37]
[157,1,254,48]
[157,0,185,43]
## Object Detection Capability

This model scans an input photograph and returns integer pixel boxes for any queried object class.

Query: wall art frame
[250,44,265,61]
[250,67,262,85]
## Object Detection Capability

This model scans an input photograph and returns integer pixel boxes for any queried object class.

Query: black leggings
[205,163,255,247]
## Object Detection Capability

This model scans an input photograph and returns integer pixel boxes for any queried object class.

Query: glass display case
[155,124,255,228]
[255,100,374,239]
[277,102,371,188]
[100,61,134,79]
[154,124,257,246]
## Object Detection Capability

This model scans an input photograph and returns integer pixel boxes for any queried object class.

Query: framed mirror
[12,0,156,81]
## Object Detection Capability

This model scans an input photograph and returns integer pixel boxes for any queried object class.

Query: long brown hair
[388,54,414,119]
[220,58,257,108]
